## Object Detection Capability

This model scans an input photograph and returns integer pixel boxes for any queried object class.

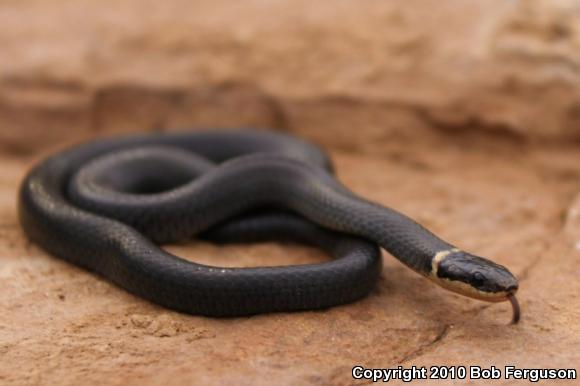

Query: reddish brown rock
[1,0,580,153]
[1,142,579,385]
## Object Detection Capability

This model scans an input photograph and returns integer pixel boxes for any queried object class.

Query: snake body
[18,130,519,320]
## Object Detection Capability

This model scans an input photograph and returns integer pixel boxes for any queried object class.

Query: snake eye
[472,271,486,288]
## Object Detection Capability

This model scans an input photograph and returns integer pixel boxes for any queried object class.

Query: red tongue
[507,294,521,324]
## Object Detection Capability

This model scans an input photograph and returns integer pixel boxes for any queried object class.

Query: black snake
[18,130,520,322]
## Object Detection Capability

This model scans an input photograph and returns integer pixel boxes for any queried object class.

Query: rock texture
[2,0,580,153]
[2,142,580,385]
[1,1,580,385]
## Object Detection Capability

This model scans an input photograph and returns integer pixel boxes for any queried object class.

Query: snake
[18,130,520,322]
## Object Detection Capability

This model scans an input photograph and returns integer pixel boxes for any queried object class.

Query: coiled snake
[18,130,520,322]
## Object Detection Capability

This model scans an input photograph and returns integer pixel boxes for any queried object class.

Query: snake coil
[18,130,519,321]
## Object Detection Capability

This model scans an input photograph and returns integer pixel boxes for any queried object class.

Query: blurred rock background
[1,0,580,153]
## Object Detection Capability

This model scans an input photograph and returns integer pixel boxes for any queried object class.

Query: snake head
[430,249,518,302]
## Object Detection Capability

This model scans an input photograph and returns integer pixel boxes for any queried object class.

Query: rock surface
[1,1,580,385]
[2,0,580,153]
[2,139,580,385]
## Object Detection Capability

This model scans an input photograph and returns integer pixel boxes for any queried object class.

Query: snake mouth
[429,276,521,323]
[429,274,514,301]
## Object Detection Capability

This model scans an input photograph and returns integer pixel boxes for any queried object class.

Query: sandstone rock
[1,0,580,153]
